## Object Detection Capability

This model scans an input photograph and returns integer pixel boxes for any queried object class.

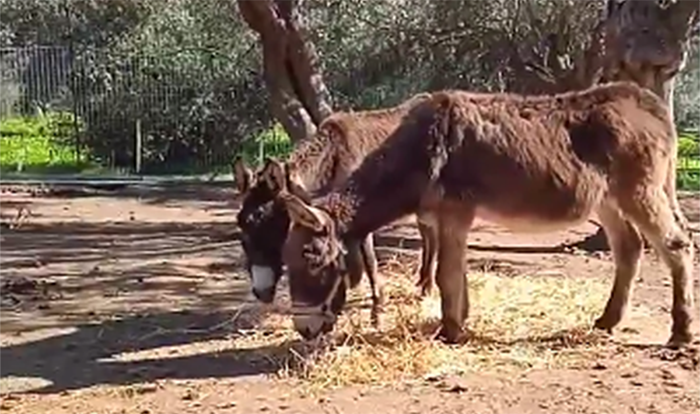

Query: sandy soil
[0,183,699,414]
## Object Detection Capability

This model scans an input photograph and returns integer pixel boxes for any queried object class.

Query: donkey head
[233,157,305,303]
[278,191,366,340]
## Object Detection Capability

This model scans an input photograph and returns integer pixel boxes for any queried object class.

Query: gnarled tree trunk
[237,0,333,143]
[579,0,699,251]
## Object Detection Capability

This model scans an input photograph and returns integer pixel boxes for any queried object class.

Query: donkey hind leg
[593,203,644,333]
[416,217,438,297]
[619,190,695,348]
[359,232,383,328]
[435,208,475,344]
[664,145,690,232]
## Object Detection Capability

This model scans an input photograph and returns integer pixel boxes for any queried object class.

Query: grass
[0,117,293,178]
[0,112,94,175]
[224,253,612,391]
[1,114,698,190]
[677,157,700,191]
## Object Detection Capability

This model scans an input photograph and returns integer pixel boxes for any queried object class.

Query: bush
[678,132,699,158]
[0,111,92,173]
[236,123,293,167]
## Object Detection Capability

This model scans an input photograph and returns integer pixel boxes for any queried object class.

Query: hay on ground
[228,252,612,390]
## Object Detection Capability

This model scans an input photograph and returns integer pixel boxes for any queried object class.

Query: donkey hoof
[370,304,382,329]
[415,279,433,297]
[666,330,693,350]
[592,316,618,334]
[437,323,468,345]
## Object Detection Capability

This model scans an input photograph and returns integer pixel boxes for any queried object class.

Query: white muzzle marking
[251,265,276,293]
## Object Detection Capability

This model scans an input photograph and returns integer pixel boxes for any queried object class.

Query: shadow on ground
[3,182,241,212]
[0,221,239,269]
[0,309,298,394]
[1,218,587,276]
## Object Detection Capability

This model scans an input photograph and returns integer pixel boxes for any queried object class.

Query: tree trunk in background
[577,0,699,251]
[237,0,333,143]
[508,1,609,95]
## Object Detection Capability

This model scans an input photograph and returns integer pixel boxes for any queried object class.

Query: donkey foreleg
[435,207,475,344]
[359,232,383,328]
[416,213,439,296]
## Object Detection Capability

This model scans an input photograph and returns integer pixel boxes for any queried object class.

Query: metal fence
[0,44,289,179]
[0,44,697,186]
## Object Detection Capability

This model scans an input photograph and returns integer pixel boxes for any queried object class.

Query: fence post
[135,118,142,174]
[258,137,264,166]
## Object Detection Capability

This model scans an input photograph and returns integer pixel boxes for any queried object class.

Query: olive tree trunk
[579,0,699,251]
[237,0,333,143]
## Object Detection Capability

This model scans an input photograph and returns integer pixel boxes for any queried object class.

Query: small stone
[446,383,468,393]
[216,402,236,409]
[659,369,675,380]
[592,362,607,370]
[182,389,196,400]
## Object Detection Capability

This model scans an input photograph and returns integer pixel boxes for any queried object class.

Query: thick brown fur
[233,92,438,311]
[283,92,434,193]
[281,81,695,348]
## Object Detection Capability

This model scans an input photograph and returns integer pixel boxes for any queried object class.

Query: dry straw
[228,252,611,390]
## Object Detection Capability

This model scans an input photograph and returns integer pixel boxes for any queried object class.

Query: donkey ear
[285,164,313,202]
[261,157,288,194]
[278,191,328,232]
[233,157,254,194]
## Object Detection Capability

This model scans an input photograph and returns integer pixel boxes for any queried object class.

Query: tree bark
[509,20,607,95]
[237,0,333,143]
[576,0,699,251]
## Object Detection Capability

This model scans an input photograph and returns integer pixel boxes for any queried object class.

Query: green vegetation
[1,0,698,177]
[676,131,699,191]
[0,112,293,177]
[0,111,93,174]
[238,123,294,167]
[2,111,697,191]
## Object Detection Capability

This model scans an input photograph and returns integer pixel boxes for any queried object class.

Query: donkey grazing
[276,81,695,348]
[233,93,439,321]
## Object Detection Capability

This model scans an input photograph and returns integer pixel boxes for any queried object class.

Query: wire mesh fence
[0,43,697,188]
[0,44,289,179]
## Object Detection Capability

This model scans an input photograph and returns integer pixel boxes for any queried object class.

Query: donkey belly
[473,178,603,233]
[474,206,592,233]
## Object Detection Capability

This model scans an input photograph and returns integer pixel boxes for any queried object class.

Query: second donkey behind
[233,93,438,322]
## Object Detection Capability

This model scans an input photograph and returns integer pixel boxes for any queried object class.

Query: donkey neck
[286,135,338,194]
[316,131,434,240]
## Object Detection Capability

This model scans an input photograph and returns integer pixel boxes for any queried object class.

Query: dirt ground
[0,183,699,414]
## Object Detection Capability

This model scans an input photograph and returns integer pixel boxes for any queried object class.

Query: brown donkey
[233,93,439,322]
[277,81,695,349]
